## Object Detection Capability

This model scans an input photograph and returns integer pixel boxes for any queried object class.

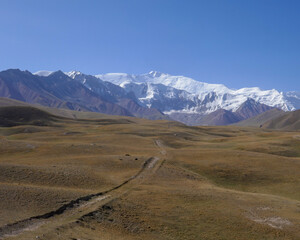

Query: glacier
[95,71,296,114]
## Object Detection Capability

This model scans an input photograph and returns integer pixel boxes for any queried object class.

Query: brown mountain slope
[234,108,285,127]
[191,99,274,126]
[198,109,242,125]
[262,109,300,131]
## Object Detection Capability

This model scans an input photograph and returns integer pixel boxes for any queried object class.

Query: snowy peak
[147,71,165,78]
[34,70,53,77]
[235,98,274,119]
[96,71,229,96]
[95,73,135,85]
[66,70,83,79]
[283,91,300,109]
[95,71,295,113]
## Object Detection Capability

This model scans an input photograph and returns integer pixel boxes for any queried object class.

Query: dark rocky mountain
[0,69,168,119]
[117,98,168,120]
[203,99,274,126]
[168,99,275,126]
[234,98,273,119]
[0,69,64,108]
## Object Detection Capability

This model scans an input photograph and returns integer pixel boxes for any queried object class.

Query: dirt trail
[155,139,167,155]
[0,139,166,240]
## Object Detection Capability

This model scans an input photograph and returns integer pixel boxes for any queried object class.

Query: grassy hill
[0,97,124,120]
[0,97,30,107]
[0,106,61,127]
[0,104,299,240]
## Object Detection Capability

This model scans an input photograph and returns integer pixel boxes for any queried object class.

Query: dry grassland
[0,114,299,239]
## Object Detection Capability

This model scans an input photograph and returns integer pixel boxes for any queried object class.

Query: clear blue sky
[0,0,299,91]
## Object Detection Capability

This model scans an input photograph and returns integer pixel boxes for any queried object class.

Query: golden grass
[0,115,299,239]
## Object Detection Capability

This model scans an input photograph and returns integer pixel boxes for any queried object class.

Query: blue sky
[0,0,299,91]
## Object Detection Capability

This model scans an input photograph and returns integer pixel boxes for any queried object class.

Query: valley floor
[0,116,299,239]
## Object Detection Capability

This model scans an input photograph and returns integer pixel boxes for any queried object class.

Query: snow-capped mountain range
[33,70,300,125]
[93,71,297,113]
[69,71,298,108]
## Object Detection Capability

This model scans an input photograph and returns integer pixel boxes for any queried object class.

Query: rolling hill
[262,109,300,131]
[0,103,299,239]
[0,97,131,120]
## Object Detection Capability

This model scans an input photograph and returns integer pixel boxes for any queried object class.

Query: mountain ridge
[0,68,297,126]
[68,70,298,125]
[0,69,168,120]
[94,71,296,113]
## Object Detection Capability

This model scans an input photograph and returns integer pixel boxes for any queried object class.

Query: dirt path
[0,139,166,240]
